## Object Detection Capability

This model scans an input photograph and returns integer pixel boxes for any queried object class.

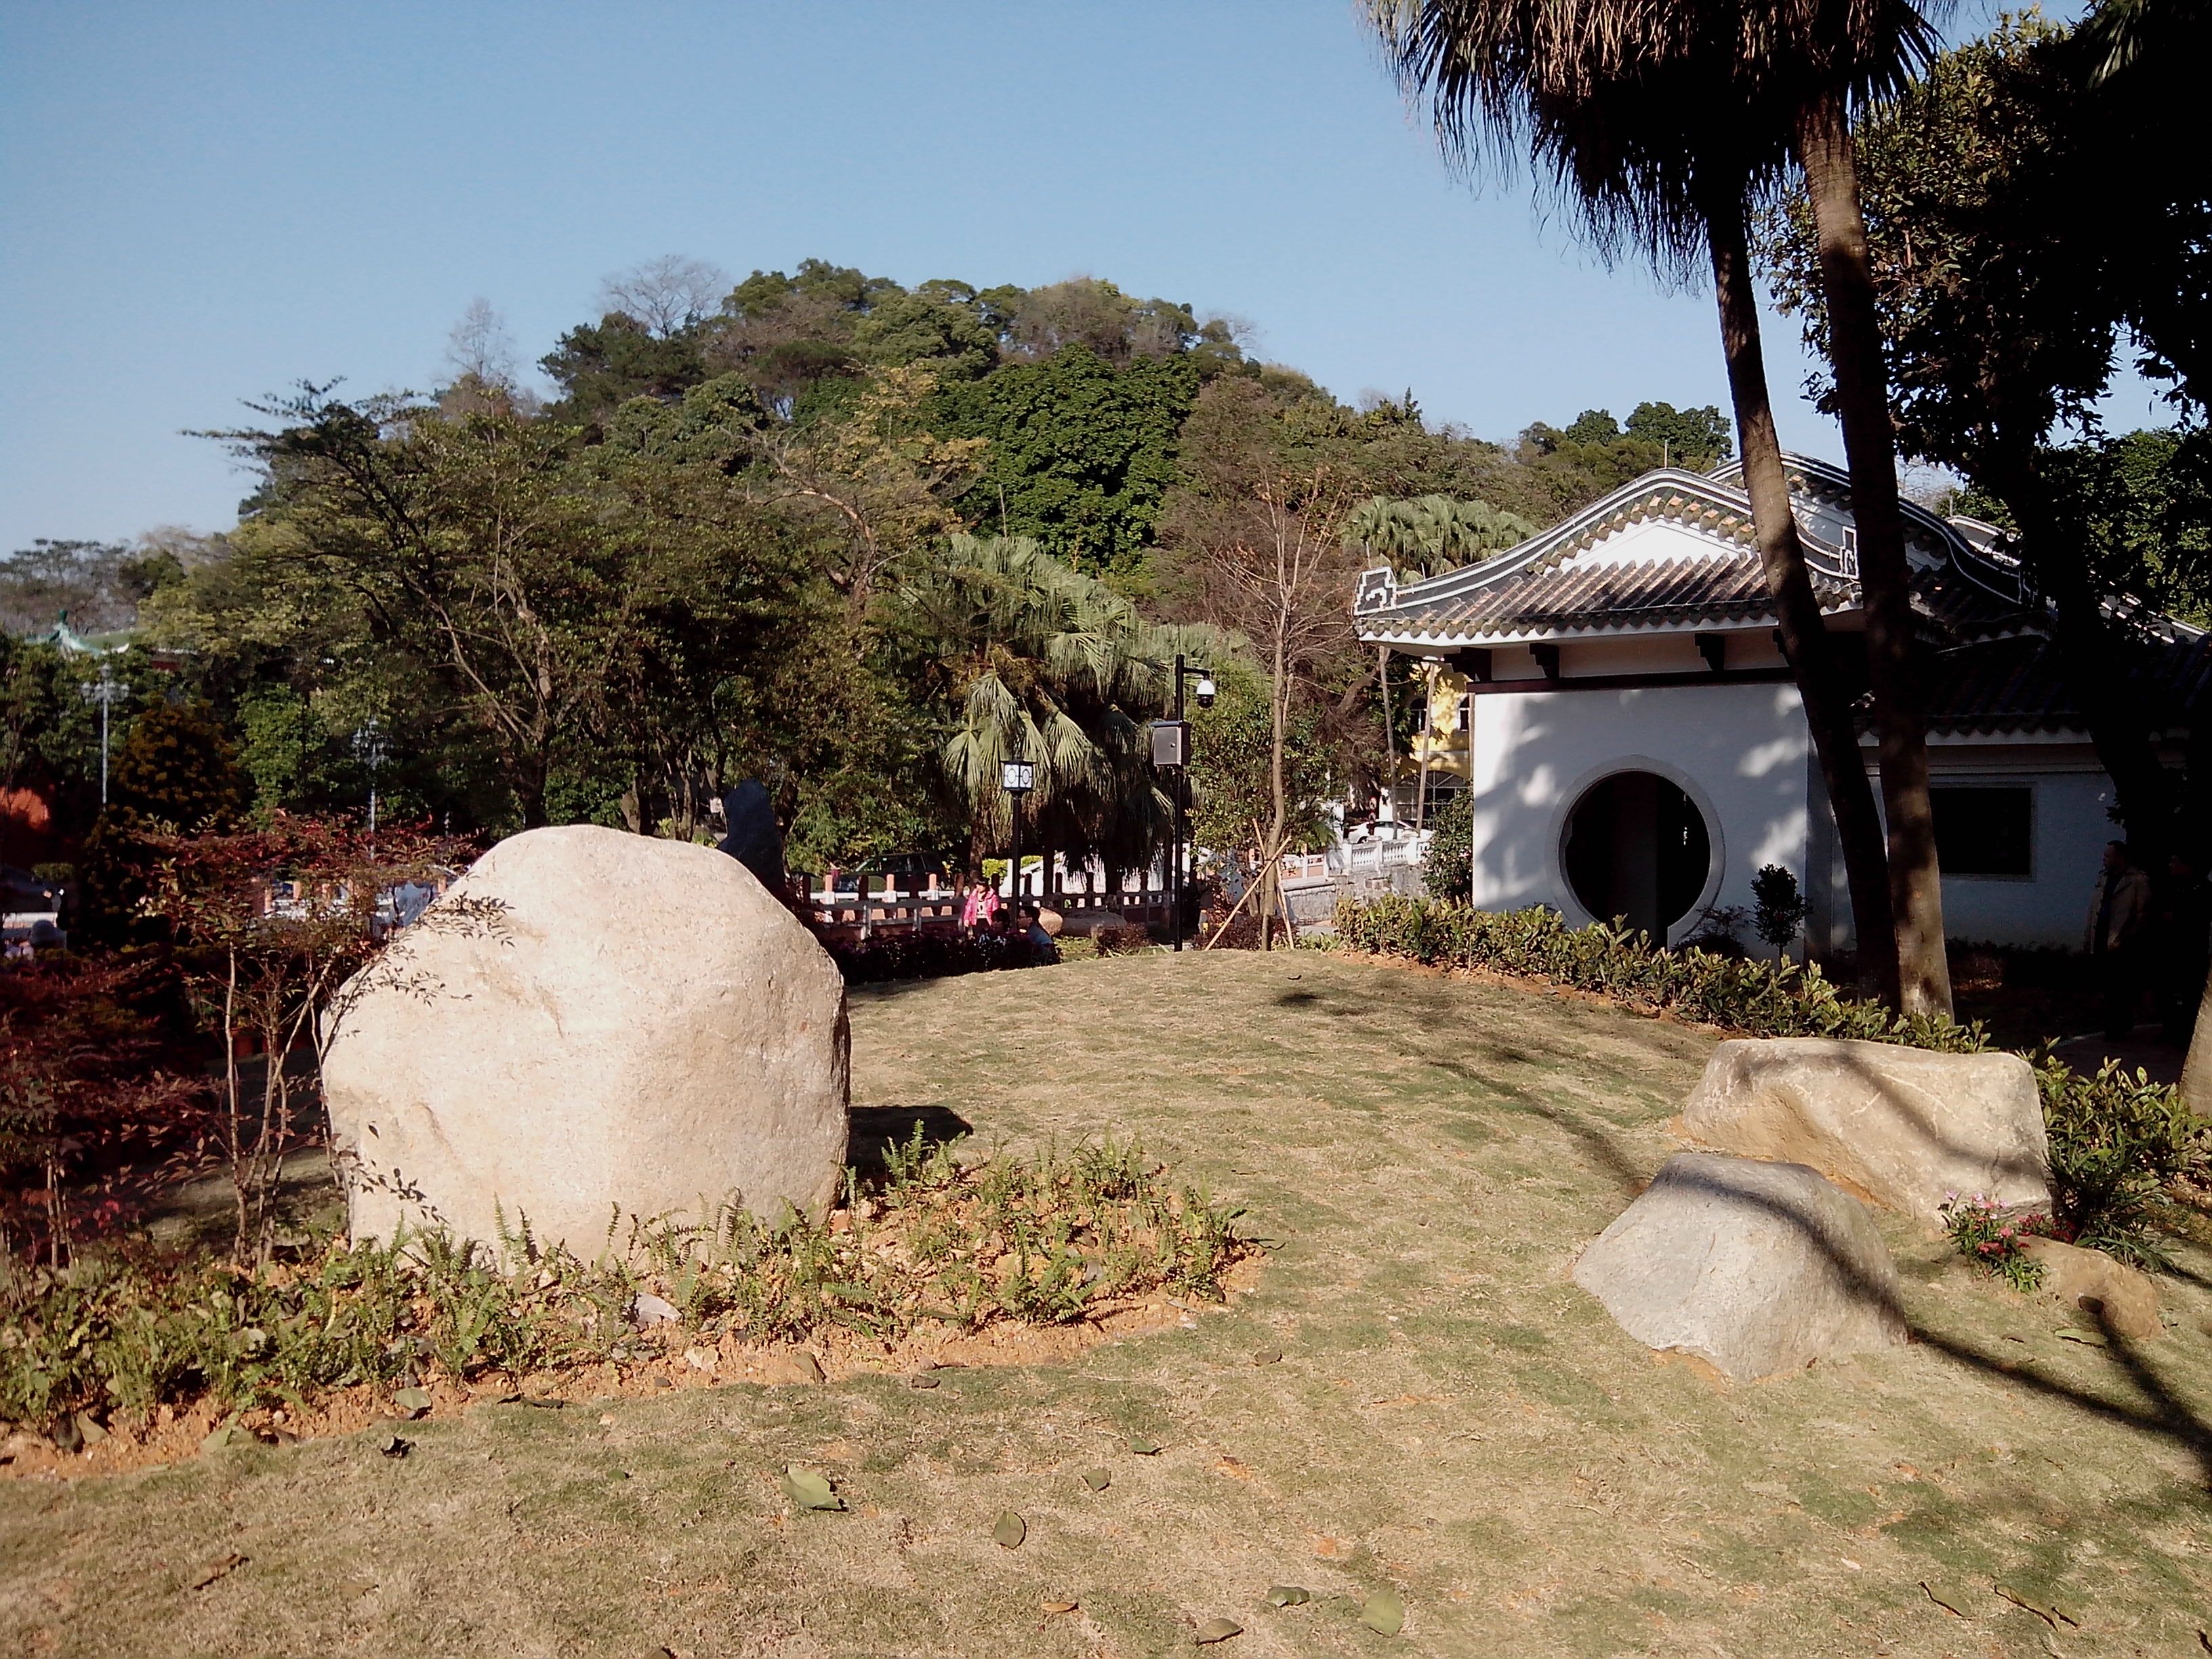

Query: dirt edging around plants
[1,1258,1263,1482]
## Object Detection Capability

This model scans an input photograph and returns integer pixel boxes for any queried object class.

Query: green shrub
[0,1133,1250,1431]
[1751,864,1807,951]
[1332,895,1988,1051]
[1422,794,1473,903]
[1938,1192,2051,1292]
[2036,1055,2211,1269]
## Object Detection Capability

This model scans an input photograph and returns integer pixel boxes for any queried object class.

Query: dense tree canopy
[9,253,1746,884]
[1761,5,2212,859]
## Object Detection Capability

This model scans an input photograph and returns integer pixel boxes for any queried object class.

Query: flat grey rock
[1574,1151,1908,1380]
[1683,1038,2049,1221]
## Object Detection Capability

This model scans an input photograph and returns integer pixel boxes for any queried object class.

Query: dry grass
[4,949,2212,1658]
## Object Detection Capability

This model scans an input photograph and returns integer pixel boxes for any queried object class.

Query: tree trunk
[1798,93,1953,1018]
[2183,965,2212,1118]
[1708,191,1900,1004]
[1263,671,1290,953]
[518,749,551,829]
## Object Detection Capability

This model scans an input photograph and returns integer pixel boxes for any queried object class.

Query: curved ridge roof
[1355,454,2028,649]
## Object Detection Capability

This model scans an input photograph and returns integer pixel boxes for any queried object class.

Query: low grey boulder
[1683,1038,2049,1221]
[1574,1152,1908,1380]
[2018,1236,2163,1341]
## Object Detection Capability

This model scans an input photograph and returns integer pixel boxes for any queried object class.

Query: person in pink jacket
[960,877,1000,935]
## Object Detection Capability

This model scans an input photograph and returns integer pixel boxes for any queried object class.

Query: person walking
[2156,851,2211,1044]
[2086,840,2154,1042]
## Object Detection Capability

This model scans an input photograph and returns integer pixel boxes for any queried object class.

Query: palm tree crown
[897,533,1219,872]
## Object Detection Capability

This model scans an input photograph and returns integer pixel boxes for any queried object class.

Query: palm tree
[1345,493,1537,581]
[1786,55,1952,1016]
[1366,0,1925,1002]
[1345,492,1536,819]
[898,533,1218,887]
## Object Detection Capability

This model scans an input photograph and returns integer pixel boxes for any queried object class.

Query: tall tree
[1365,0,1910,1001]
[1162,379,1364,947]
[1791,60,1954,1017]
[1762,9,2212,865]
[1342,493,1536,580]
[1344,493,1536,807]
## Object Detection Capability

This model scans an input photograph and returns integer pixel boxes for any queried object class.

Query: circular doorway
[1561,771,1713,941]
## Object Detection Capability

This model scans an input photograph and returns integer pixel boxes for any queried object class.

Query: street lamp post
[79,665,125,806]
[352,720,390,838]
[1149,655,1215,950]
[1000,757,1036,908]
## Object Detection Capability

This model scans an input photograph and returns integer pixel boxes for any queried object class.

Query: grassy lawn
[5,948,2211,1658]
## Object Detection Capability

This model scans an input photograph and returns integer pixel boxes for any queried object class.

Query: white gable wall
[1570,517,1742,567]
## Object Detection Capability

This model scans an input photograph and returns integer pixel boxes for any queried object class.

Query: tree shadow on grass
[1424,1057,1655,1201]
[846,1104,976,1186]
[1607,1163,2212,1489]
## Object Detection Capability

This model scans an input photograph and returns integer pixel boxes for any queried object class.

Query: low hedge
[1332,895,1987,1051]
[825,928,1023,985]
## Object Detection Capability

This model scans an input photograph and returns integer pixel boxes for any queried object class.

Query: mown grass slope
[4,949,2210,1658]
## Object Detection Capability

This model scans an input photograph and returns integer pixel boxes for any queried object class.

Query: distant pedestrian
[1020,905,1059,966]
[2156,851,2211,1044]
[2085,840,2154,1041]
[960,877,1000,935]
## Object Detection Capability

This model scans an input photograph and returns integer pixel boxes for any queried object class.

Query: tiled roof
[1358,455,2211,739]
[1911,556,2037,642]
[1383,551,1851,642]
[1357,455,2041,650]
[1921,631,2212,737]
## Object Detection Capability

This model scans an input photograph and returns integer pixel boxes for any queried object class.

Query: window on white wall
[1931,786,2033,876]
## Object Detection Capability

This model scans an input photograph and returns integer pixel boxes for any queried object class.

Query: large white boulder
[1683,1038,2049,1221]
[323,825,848,1257]
[1575,1153,1908,1380]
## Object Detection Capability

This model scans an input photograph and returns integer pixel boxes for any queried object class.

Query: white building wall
[1466,680,1813,945]
[1923,753,2113,950]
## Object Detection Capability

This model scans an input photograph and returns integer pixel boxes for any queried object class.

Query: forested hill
[532,259,1733,584]
[0,255,1736,869]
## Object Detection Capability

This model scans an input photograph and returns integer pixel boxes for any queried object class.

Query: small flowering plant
[1939,1192,2053,1293]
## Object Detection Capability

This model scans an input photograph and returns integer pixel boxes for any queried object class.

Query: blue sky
[0,0,2156,552]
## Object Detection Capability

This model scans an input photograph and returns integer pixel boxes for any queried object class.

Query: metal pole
[1009,788,1022,909]
[81,666,120,806]
[1172,655,1186,951]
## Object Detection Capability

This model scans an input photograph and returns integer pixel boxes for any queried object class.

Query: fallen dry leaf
[1212,1456,1253,1480]
[781,1465,845,1512]
[189,1554,247,1591]
[1921,1580,1969,1618]
[1042,1600,1078,1615]
[1361,1588,1405,1635]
